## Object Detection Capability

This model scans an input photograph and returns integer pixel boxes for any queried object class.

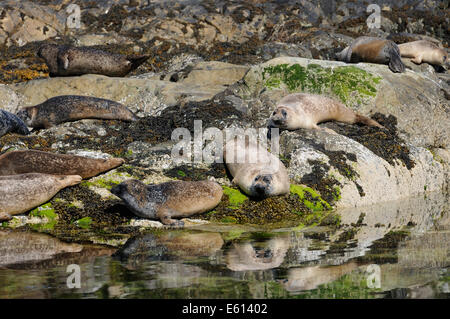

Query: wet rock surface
[0,0,448,254]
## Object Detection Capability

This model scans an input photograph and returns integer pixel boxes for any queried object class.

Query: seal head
[0,109,30,137]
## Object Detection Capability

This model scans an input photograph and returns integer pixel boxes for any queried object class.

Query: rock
[9,16,58,47]
[0,85,22,113]
[179,61,249,86]
[281,129,446,208]
[0,1,65,46]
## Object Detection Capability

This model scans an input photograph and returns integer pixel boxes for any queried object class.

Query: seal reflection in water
[336,36,405,73]
[110,180,223,227]
[0,150,124,179]
[16,95,138,129]
[37,43,150,77]
[226,237,290,271]
[224,137,290,198]
[0,230,83,267]
[0,109,30,138]
[0,173,82,221]
[268,93,383,132]
[398,40,448,66]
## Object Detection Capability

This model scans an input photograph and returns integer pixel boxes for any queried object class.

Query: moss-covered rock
[262,63,381,105]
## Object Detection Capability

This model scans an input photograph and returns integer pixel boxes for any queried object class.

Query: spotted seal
[0,173,82,221]
[16,95,138,129]
[0,109,30,138]
[268,93,383,133]
[0,150,125,179]
[111,179,223,227]
[38,43,149,77]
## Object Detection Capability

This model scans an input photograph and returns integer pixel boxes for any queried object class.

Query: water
[0,192,448,299]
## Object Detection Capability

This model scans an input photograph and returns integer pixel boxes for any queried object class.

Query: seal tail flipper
[336,47,350,62]
[127,55,150,71]
[354,113,384,128]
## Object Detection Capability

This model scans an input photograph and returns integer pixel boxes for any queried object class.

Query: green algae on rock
[75,217,93,229]
[222,186,249,209]
[262,63,382,105]
[289,184,332,212]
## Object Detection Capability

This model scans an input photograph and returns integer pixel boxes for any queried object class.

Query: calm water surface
[0,192,448,299]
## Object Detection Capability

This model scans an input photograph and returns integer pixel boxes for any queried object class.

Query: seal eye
[281,109,287,117]
[272,111,276,115]
[263,176,271,183]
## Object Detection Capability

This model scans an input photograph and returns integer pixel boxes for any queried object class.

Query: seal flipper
[354,114,384,128]
[127,55,150,72]
[336,46,351,62]
[157,207,185,227]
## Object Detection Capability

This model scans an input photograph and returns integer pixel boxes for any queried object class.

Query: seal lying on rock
[224,137,290,198]
[0,150,125,179]
[16,95,138,129]
[110,180,223,227]
[0,173,82,221]
[0,109,30,138]
[38,43,150,77]
[398,40,448,66]
[268,93,383,132]
[336,36,405,73]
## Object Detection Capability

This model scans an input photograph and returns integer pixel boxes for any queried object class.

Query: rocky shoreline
[0,0,448,246]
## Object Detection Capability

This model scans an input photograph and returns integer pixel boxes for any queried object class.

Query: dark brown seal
[0,150,125,179]
[16,95,138,129]
[111,179,223,227]
[336,36,405,73]
[38,43,149,77]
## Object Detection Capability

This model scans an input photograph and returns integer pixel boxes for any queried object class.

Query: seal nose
[254,184,266,196]
[110,184,122,197]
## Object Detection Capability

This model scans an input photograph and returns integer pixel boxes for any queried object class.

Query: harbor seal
[268,93,383,132]
[336,36,405,73]
[16,95,138,129]
[0,173,82,221]
[224,137,290,198]
[0,150,125,179]
[110,179,223,227]
[398,40,448,66]
[38,44,150,77]
[0,109,30,138]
